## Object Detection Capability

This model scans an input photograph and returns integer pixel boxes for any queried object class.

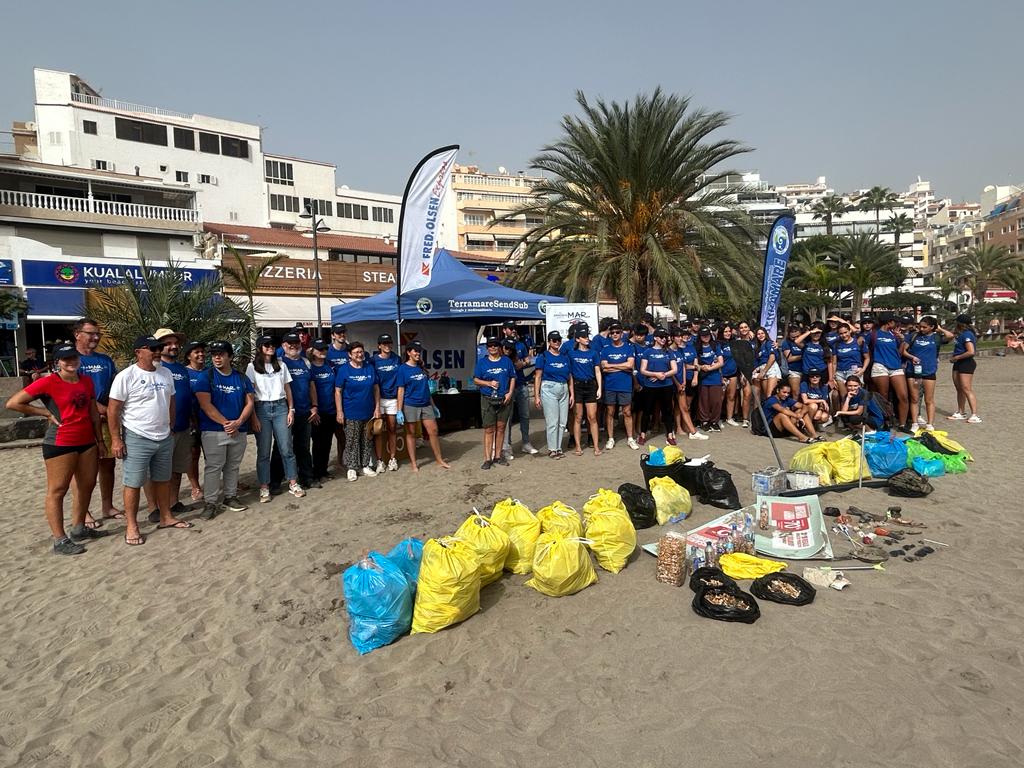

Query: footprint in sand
[956,667,993,693]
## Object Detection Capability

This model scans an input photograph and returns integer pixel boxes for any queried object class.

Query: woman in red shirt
[6,344,107,555]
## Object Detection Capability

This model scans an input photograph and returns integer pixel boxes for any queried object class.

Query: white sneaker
[688,431,709,440]
[925,423,935,431]
[725,418,741,427]
[362,465,378,477]
[605,437,615,450]
[822,418,833,428]
[259,487,271,504]
[387,458,399,472]
[966,415,982,424]
[521,443,539,455]
[376,460,386,474]
[740,420,750,428]
[916,416,927,425]
[288,482,306,498]
[347,470,357,482]
[947,412,967,420]
[502,449,514,462]
[627,437,639,450]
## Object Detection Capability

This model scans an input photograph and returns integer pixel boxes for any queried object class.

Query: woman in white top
[246,335,305,502]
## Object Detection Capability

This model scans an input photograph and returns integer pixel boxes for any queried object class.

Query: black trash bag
[750,572,816,606]
[916,432,959,456]
[697,464,742,510]
[688,566,738,593]
[888,468,933,497]
[692,585,761,624]
[617,483,657,529]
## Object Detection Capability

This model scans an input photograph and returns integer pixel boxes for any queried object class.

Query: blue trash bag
[387,537,424,588]
[647,448,667,467]
[342,552,413,655]
[912,455,946,478]
[863,432,909,478]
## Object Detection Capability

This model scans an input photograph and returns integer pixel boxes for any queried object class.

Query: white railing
[71,91,194,120]
[0,189,199,223]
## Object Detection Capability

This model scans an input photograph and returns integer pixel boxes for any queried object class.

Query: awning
[230,294,345,326]
[465,233,494,243]
[26,287,87,320]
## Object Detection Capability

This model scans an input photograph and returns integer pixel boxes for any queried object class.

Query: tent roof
[330,249,563,323]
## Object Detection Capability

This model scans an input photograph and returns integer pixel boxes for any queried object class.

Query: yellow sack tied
[454,511,511,586]
[718,552,787,580]
[526,532,598,597]
[537,501,584,538]
[490,498,541,574]
[647,476,692,524]
[662,445,685,465]
[824,439,871,484]
[582,488,628,521]
[584,506,637,574]
[412,537,481,634]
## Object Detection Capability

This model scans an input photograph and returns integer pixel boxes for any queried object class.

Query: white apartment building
[776,176,834,211]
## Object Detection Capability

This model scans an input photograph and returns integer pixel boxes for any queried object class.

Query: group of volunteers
[7,319,452,555]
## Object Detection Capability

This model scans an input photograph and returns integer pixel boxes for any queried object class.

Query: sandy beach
[1,358,1022,768]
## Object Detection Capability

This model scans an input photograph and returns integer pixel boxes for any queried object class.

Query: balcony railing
[0,189,199,224]
[71,91,194,120]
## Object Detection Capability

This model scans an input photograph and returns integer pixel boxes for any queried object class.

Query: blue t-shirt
[327,343,349,370]
[591,334,608,356]
[187,365,206,420]
[834,338,864,372]
[953,329,977,358]
[162,361,193,433]
[310,362,337,414]
[756,341,778,368]
[473,355,515,397]
[825,329,840,351]
[78,352,117,406]
[396,363,431,407]
[675,344,697,384]
[192,368,253,432]
[907,332,942,376]
[335,363,377,421]
[780,339,803,373]
[696,343,723,387]
[281,355,313,413]
[600,343,634,393]
[536,349,571,384]
[762,395,797,421]
[799,381,829,401]
[510,340,530,384]
[801,339,830,373]
[720,342,737,377]
[871,330,902,369]
[844,389,866,414]
[639,347,675,388]
[371,352,402,399]
[568,347,600,381]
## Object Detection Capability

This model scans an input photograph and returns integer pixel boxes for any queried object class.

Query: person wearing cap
[108,336,191,545]
[308,339,338,482]
[500,321,538,457]
[370,334,402,473]
[670,326,705,440]
[472,336,516,469]
[396,342,449,471]
[247,336,306,502]
[694,326,725,433]
[533,330,572,458]
[902,315,954,431]
[184,341,208,501]
[599,321,638,449]
[824,316,842,353]
[6,343,108,555]
[636,328,678,446]
[279,332,318,489]
[153,329,203,515]
[567,324,603,456]
[949,314,981,423]
[868,312,910,431]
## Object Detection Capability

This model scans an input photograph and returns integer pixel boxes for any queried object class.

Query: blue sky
[1,0,1018,201]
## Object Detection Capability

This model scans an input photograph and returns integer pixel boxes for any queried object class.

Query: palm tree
[884,212,914,252]
[952,244,1024,308]
[858,186,899,239]
[217,245,286,356]
[500,89,761,320]
[810,195,846,236]
[785,250,836,320]
[0,290,28,320]
[830,234,902,319]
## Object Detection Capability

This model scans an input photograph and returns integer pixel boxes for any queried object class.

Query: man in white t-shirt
[108,335,192,545]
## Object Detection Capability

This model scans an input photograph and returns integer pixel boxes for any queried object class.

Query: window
[173,127,195,150]
[92,160,108,171]
[198,174,212,184]
[265,160,294,186]
[83,120,97,135]
[464,213,487,226]
[47,131,62,145]
[270,194,299,213]
[338,202,368,220]
[221,136,249,158]
[229,211,239,221]
[372,206,395,223]
[198,132,220,154]
[114,117,168,146]
[303,198,333,217]
[176,171,189,183]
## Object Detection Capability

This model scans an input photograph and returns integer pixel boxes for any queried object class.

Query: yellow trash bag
[412,537,481,634]
[647,476,692,524]
[662,445,685,465]
[537,501,583,538]
[490,498,541,574]
[789,443,833,485]
[454,511,511,586]
[824,439,871,484]
[917,428,973,461]
[584,506,637,573]
[718,552,786,580]
[525,532,598,597]
[582,488,628,521]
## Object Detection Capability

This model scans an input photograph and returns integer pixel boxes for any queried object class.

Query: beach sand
[1,359,1022,768]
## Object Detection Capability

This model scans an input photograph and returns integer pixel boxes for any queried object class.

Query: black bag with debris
[888,468,934,497]
[692,584,760,624]
[697,464,742,510]
[616,483,657,529]
[688,566,737,593]
[750,572,816,606]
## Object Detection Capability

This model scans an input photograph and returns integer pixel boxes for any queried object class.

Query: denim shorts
[122,429,173,488]
[403,404,435,423]
[602,390,632,406]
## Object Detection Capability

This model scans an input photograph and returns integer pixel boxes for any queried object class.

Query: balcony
[0,189,200,232]
[71,91,194,120]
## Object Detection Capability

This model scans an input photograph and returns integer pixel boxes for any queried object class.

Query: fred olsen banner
[397,145,459,295]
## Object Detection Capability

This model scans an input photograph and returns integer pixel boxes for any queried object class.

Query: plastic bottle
[704,540,715,568]
[743,515,755,554]
[758,500,770,530]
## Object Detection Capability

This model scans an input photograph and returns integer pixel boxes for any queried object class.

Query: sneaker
[53,537,86,556]
[822,418,833,428]
[966,415,982,424]
[916,416,927,425]
[726,418,741,427]
[501,449,514,462]
[495,455,509,467]
[688,431,709,440]
[347,470,358,482]
[605,437,615,450]
[947,412,967,420]
[222,497,248,512]
[480,460,493,470]
[288,482,306,497]
[387,458,399,472]
[925,423,935,431]
[361,466,377,478]
[666,433,677,446]
[521,443,540,455]
[740,420,750,428]
[627,437,639,450]
[708,423,722,433]
[376,460,386,474]
[200,503,221,520]
[259,488,272,504]
[69,525,110,542]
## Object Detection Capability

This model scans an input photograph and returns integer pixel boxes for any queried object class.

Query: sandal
[574,448,584,456]
[84,518,103,530]
[102,511,127,521]
[156,520,195,530]
[124,532,146,546]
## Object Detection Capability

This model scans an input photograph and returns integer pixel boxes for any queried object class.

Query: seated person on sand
[835,375,867,430]
[799,370,832,429]
[762,382,823,443]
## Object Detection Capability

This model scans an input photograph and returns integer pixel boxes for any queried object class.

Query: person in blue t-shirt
[370,334,402,473]
[717,324,744,428]
[280,332,317,488]
[795,323,832,379]
[868,312,910,431]
[752,326,781,398]
[762,381,820,443]
[780,325,804,390]
[308,340,338,482]
[396,342,449,472]
[600,322,638,449]
[902,315,954,430]
[472,336,516,469]
[534,330,572,457]
[637,328,678,446]
[694,327,725,433]
[835,375,867,430]
[500,320,538,457]
[831,322,868,404]
[155,329,204,514]
[568,324,603,456]
[799,370,831,429]
[670,327,704,440]
[334,342,380,480]
[184,341,208,502]
[824,317,841,353]
[326,322,350,470]
[73,317,119,525]
[949,314,981,423]
[192,340,254,517]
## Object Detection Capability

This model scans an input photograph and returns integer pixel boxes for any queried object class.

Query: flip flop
[157,520,195,530]
[84,518,103,529]
[124,533,145,546]
[103,512,127,521]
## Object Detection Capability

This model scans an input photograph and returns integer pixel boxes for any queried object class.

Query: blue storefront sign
[21,259,217,289]
[0,260,14,286]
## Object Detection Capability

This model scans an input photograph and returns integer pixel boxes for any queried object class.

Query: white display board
[340,321,479,388]
[545,302,600,339]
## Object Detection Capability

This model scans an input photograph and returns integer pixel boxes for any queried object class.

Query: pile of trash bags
[790,438,872,486]
[859,429,972,479]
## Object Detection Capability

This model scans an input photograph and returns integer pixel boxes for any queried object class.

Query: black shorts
[952,358,977,374]
[840,414,864,428]
[42,443,96,460]
[905,372,936,381]
[574,379,598,404]
[685,383,699,397]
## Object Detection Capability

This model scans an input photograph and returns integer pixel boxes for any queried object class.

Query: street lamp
[299,203,330,335]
